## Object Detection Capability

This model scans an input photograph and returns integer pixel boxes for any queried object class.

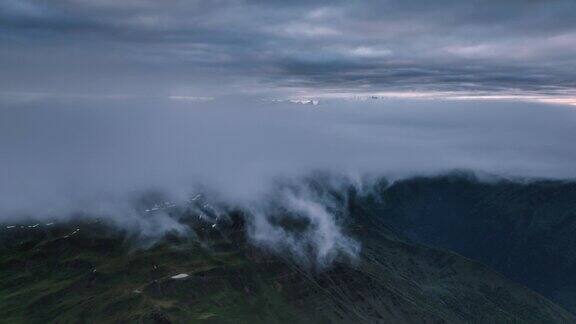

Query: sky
[1,0,576,103]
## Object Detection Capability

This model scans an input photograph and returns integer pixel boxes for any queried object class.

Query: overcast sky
[1,0,576,102]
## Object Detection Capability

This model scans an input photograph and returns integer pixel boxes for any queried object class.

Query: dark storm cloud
[1,0,576,97]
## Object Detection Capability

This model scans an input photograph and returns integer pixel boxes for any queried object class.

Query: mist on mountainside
[1,97,575,266]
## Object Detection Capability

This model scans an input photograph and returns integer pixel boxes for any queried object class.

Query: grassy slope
[0,212,574,323]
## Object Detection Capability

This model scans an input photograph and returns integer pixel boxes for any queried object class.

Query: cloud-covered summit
[1,0,576,101]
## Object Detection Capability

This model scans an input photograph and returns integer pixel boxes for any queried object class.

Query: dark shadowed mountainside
[357,174,576,314]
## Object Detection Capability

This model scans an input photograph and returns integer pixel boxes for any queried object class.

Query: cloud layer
[1,96,575,264]
[1,0,576,99]
[1,97,575,215]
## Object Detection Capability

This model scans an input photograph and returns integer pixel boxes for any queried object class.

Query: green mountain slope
[0,211,573,323]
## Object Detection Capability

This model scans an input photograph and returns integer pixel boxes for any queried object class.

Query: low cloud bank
[1,97,575,264]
